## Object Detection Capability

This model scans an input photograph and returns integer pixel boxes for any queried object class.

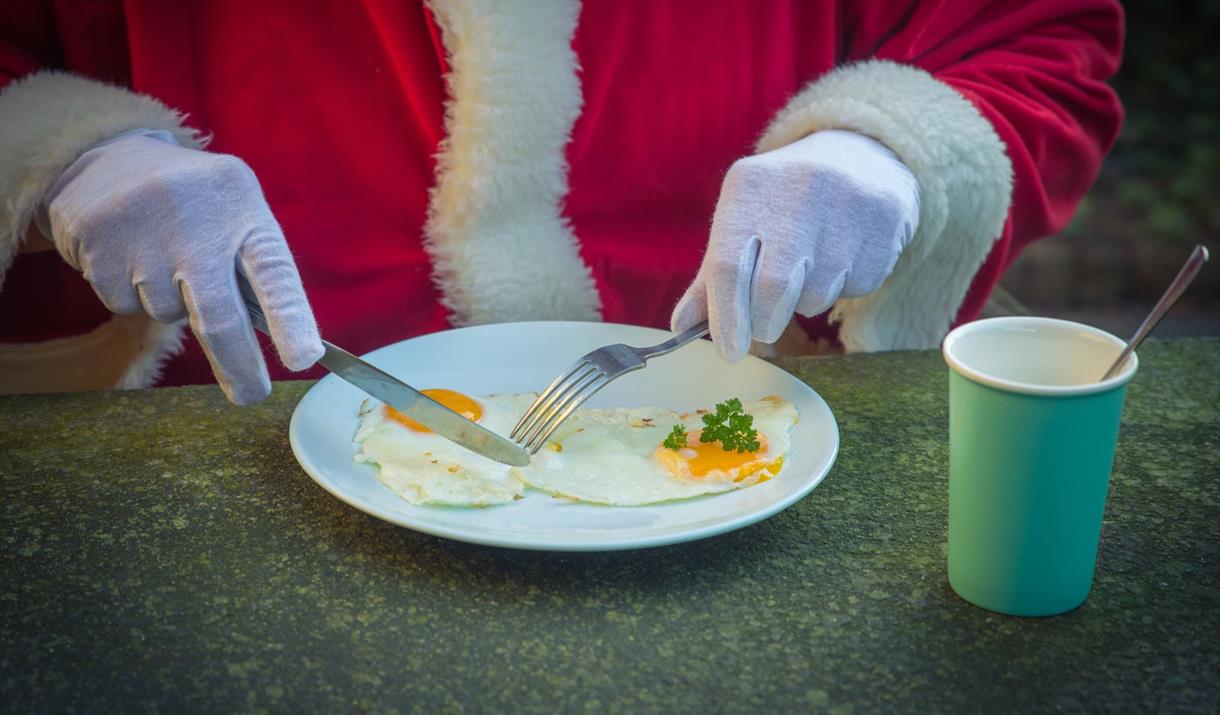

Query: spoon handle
[1101,244,1210,381]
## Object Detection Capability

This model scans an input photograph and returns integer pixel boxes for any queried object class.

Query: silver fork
[510,321,710,454]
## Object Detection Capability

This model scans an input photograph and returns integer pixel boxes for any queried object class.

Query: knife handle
[236,273,271,336]
[237,273,347,369]
[235,272,390,380]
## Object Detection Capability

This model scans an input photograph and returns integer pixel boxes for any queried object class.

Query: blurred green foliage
[1065,0,1220,243]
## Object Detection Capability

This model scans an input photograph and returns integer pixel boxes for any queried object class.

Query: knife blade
[236,276,531,467]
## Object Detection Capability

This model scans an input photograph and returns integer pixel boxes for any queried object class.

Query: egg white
[353,393,536,507]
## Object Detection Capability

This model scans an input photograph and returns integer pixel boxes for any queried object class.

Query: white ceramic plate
[289,322,838,551]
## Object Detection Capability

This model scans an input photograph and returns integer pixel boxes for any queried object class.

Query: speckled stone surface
[2,339,1217,713]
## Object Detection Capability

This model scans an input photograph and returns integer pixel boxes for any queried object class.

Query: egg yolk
[386,389,482,432]
[664,430,774,479]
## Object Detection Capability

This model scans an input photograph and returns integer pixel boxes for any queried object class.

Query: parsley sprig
[700,398,761,453]
[662,398,761,453]
[663,424,688,450]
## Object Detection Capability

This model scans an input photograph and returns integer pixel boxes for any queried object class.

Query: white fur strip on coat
[423,0,602,326]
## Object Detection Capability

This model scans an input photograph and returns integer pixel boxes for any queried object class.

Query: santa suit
[0,1,1122,394]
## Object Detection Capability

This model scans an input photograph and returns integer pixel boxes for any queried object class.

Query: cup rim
[942,316,1139,397]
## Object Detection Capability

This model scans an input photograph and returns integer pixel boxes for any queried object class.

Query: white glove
[43,132,324,404]
[672,129,920,361]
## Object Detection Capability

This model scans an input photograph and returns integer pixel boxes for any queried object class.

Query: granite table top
[2,338,1217,713]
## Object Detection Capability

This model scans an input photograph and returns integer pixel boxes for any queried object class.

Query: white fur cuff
[0,70,207,289]
[758,60,1013,351]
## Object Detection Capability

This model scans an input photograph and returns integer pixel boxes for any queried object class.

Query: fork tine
[517,367,604,449]
[511,360,594,439]
[515,321,713,453]
[524,373,611,453]
[513,362,597,441]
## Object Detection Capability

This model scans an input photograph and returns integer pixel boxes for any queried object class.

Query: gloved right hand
[43,132,324,404]
[671,130,920,362]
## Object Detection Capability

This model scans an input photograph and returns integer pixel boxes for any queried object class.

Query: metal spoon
[1100,244,1210,381]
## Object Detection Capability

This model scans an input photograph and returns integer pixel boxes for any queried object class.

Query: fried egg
[516,396,797,505]
[353,390,536,507]
[354,391,797,508]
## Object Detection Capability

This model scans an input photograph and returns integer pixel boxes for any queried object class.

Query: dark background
[997,0,1219,336]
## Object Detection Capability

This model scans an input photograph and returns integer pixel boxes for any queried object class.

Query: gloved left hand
[672,129,920,361]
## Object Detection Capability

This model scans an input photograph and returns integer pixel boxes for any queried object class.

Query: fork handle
[640,320,710,359]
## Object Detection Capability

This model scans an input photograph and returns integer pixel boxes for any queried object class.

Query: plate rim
[288,321,839,551]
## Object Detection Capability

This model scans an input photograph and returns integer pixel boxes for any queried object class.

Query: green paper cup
[942,317,1137,616]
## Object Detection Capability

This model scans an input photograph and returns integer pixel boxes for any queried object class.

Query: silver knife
[237,275,531,467]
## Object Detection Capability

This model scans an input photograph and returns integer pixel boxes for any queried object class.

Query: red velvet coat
[0,1,1122,390]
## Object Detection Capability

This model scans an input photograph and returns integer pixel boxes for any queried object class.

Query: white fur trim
[0,71,207,291]
[113,318,188,390]
[424,0,601,325]
[758,60,1013,351]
